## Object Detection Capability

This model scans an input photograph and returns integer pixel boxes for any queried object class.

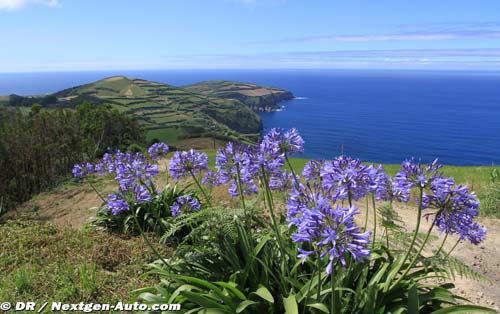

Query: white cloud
[279,30,500,43]
[0,0,59,11]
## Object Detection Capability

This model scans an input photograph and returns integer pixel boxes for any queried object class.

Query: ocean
[1,69,500,165]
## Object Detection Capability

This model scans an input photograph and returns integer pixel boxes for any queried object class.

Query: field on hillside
[53,77,263,146]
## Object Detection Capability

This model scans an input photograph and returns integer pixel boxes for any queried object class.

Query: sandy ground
[8,182,500,310]
[393,203,500,310]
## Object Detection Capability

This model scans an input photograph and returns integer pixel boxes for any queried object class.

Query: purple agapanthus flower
[228,174,259,197]
[303,160,325,184]
[171,195,201,217]
[72,162,95,178]
[216,142,253,183]
[214,142,258,196]
[254,136,285,176]
[287,186,325,226]
[74,149,162,216]
[72,163,85,177]
[134,184,152,204]
[290,193,371,273]
[264,127,305,156]
[169,149,208,180]
[320,156,375,202]
[422,177,487,244]
[202,170,222,186]
[107,193,130,215]
[269,170,300,192]
[148,142,169,160]
[393,158,442,197]
[371,165,395,201]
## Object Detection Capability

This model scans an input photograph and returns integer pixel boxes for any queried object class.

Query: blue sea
[1,69,500,165]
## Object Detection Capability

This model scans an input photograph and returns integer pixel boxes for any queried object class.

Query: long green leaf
[431,305,496,314]
[215,281,247,301]
[306,303,329,313]
[408,284,420,314]
[252,286,274,303]
[180,291,228,309]
[236,300,258,313]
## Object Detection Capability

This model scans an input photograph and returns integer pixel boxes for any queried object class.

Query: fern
[161,206,253,245]
[422,255,491,283]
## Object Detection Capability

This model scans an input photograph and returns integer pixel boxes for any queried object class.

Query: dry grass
[0,221,170,309]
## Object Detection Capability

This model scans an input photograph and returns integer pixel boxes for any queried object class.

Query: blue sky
[2,0,500,72]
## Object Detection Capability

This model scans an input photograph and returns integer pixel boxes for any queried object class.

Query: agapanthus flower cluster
[202,170,222,186]
[72,143,167,215]
[263,127,305,156]
[287,186,327,226]
[422,177,486,244]
[106,193,130,215]
[394,158,442,192]
[269,170,300,192]
[214,142,258,197]
[253,135,286,176]
[288,188,371,273]
[372,165,410,202]
[171,195,201,217]
[198,128,306,199]
[72,162,95,178]
[102,151,159,190]
[148,142,169,160]
[320,156,376,202]
[303,160,325,185]
[169,149,209,180]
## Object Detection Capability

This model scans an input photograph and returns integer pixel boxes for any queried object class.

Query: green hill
[52,76,275,145]
[184,80,294,111]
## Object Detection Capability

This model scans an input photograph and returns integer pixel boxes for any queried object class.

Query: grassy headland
[3,76,294,147]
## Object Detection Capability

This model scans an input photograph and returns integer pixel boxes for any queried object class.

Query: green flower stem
[330,271,336,314]
[371,193,377,248]
[363,196,369,232]
[402,189,423,262]
[188,169,212,208]
[316,252,322,301]
[132,208,169,268]
[445,239,461,258]
[389,187,424,290]
[261,167,288,263]
[285,156,301,188]
[385,227,390,249]
[235,164,246,210]
[85,178,106,203]
[435,232,449,256]
[302,256,319,314]
[391,209,441,290]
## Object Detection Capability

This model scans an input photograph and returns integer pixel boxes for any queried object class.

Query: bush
[89,184,197,236]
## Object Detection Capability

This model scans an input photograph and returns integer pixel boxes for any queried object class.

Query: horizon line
[2,67,500,75]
